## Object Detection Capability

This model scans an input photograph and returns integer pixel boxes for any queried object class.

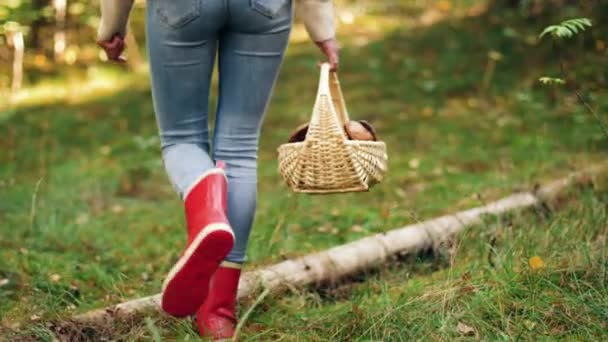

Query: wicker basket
[277,63,388,194]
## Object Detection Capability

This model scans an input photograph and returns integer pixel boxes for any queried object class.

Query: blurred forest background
[1,0,608,340]
[1,0,606,101]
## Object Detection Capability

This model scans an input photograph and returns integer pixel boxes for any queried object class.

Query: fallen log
[74,164,606,324]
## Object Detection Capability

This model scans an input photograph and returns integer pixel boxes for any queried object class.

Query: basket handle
[314,63,351,127]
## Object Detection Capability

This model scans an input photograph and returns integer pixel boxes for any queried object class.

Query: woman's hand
[315,38,340,71]
[97,34,126,63]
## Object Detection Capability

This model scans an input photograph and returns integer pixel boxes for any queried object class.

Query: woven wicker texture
[277,63,388,193]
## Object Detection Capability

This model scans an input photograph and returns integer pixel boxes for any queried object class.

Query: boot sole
[161,224,234,317]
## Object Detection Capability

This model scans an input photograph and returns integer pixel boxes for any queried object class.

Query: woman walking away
[97,0,339,339]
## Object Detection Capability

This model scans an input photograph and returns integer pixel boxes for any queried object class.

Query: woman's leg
[146,1,221,198]
[213,0,293,264]
[146,0,237,317]
[197,1,293,338]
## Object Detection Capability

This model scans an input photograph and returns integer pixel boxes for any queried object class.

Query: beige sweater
[98,0,335,43]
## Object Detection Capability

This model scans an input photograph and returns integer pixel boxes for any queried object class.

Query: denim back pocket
[156,0,201,29]
[250,0,289,18]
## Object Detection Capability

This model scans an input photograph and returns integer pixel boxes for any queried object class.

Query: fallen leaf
[459,285,477,295]
[457,322,475,336]
[350,225,364,233]
[0,278,9,287]
[529,256,546,270]
[30,314,41,321]
[50,274,61,282]
[523,319,536,331]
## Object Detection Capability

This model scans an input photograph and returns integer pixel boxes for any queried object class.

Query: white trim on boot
[183,168,228,202]
[161,223,235,292]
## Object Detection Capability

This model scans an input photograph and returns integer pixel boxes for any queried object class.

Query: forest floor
[1,1,607,340]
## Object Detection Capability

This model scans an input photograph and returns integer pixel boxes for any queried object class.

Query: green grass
[242,184,608,340]
[1,2,608,340]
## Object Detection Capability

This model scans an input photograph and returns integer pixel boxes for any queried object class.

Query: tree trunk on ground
[73,164,606,324]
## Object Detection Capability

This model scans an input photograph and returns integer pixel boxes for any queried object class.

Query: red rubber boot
[196,263,242,340]
[161,161,235,317]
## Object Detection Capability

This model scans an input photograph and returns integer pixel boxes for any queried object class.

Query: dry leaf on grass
[523,319,536,331]
[529,256,546,270]
[457,322,475,336]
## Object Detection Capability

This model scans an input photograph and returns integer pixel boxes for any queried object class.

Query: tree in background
[0,0,40,93]
[1,0,108,92]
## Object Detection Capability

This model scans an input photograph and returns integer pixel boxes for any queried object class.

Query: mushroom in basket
[288,120,378,143]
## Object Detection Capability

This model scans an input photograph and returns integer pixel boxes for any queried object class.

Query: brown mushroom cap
[344,120,377,141]
[288,120,379,143]
[356,120,378,141]
[288,123,310,143]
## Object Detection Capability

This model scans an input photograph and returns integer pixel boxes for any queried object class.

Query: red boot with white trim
[196,262,242,340]
[161,161,235,317]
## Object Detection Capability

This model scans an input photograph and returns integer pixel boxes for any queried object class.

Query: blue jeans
[146,0,293,263]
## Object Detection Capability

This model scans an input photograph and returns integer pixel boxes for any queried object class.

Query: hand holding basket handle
[315,38,340,71]
[277,63,388,194]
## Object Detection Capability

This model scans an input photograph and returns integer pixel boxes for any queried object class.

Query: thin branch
[572,89,608,139]
[555,41,608,139]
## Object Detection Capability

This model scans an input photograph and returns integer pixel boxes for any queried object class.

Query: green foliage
[539,18,592,40]
[252,187,608,340]
[0,0,100,37]
[538,16,608,140]
[0,0,44,34]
